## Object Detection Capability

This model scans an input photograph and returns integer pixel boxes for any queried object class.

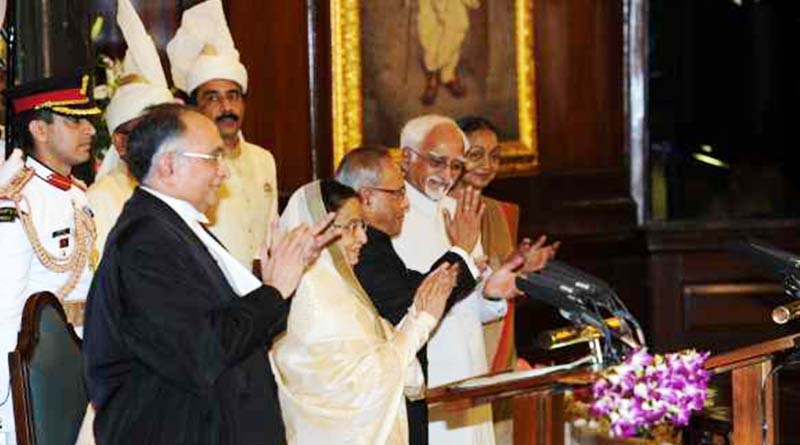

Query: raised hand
[483,254,525,300]
[482,234,560,299]
[517,235,560,273]
[260,213,337,298]
[443,186,485,253]
[413,262,459,321]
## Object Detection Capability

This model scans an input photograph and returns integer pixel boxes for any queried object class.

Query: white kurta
[0,157,93,443]
[392,182,505,445]
[86,163,136,261]
[207,139,279,269]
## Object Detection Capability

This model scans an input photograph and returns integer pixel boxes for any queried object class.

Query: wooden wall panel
[647,223,800,353]
[535,0,624,171]
[227,0,314,197]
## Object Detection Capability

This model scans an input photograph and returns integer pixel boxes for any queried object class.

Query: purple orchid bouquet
[590,348,711,438]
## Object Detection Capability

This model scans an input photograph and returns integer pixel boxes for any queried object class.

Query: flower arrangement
[589,348,711,439]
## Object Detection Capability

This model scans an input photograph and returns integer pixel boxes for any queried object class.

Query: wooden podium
[703,332,800,445]
[427,365,596,445]
[427,333,800,445]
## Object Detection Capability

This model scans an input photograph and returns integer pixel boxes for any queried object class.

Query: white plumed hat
[166,0,248,95]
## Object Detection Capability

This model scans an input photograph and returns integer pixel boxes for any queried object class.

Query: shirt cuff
[479,296,508,323]
[447,246,481,278]
[415,310,438,334]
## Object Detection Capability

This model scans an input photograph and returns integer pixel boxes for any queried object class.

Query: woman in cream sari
[271,179,457,445]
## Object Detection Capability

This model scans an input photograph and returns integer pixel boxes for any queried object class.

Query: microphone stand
[517,273,622,366]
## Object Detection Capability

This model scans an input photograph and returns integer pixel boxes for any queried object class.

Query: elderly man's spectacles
[405,146,465,174]
[364,185,406,200]
[332,220,367,234]
[180,151,225,164]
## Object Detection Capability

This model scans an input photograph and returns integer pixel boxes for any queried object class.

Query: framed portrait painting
[331,0,538,176]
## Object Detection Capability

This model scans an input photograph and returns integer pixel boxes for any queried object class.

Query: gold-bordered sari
[270,181,433,445]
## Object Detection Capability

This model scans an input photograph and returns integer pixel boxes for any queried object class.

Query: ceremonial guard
[0,73,100,442]
[167,0,279,269]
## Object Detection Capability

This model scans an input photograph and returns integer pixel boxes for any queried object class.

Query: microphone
[772,300,800,325]
[544,261,616,309]
[543,261,647,347]
[548,260,612,293]
[728,239,800,280]
[516,273,605,331]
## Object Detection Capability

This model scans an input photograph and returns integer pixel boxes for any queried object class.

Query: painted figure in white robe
[418,0,480,104]
[271,179,459,445]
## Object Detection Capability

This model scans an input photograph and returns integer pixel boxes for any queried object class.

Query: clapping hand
[517,235,560,273]
[260,213,338,298]
[482,234,560,299]
[413,262,459,321]
[444,186,485,253]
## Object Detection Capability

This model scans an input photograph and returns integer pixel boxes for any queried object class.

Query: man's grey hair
[126,103,194,184]
[399,114,469,152]
[335,146,394,191]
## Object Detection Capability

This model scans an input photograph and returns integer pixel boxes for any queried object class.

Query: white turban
[105,82,174,133]
[105,0,173,133]
[166,0,248,94]
[400,114,469,152]
[97,0,174,180]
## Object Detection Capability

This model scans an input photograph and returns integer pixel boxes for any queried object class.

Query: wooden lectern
[427,366,596,445]
[703,332,800,445]
[428,333,800,445]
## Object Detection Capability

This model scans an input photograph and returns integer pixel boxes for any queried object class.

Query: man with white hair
[391,114,509,444]
[167,0,278,269]
[88,0,174,258]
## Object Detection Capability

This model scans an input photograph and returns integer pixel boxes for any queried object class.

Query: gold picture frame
[331,0,538,176]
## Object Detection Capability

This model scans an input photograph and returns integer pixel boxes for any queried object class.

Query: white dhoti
[417,0,479,82]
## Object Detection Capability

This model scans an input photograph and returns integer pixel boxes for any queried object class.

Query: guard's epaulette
[0,167,35,201]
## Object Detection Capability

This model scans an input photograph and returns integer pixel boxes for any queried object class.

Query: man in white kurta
[88,0,175,258]
[0,74,101,444]
[393,115,505,445]
[168,0,279,268]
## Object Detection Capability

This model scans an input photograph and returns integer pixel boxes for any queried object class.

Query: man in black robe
[83,104,332,445]
[336,147,527,445]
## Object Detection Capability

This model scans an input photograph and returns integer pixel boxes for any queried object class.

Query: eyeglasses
[405,146,465,174]
[332,219,367,234]
[180,151,225,164]
[364,185,406,201]
[465,146,502,165]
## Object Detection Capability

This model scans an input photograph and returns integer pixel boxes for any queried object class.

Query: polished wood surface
[427,366,595,409]
[427,367,592,445]
[703,333,800,445]
[9,292,84,445]
[513,393,564,445]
